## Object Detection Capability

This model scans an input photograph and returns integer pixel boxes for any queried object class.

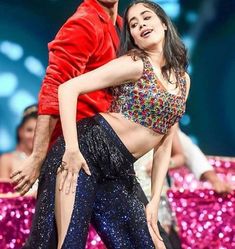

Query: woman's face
[127,3,167,51]
[18,117,37,152]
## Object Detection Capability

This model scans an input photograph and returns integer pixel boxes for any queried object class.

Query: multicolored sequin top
[109,56,187,134]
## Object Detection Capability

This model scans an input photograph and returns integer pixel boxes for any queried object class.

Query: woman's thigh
[91,180,155,249]
[55,170,99,249]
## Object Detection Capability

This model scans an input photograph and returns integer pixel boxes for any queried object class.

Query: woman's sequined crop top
[109,56,187,134]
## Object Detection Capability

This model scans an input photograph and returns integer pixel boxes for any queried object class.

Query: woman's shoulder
[184,72,190,82]
[183,72,190,88]
[181,72,190,99]
[178,71,190,85]
[112,54,144,82]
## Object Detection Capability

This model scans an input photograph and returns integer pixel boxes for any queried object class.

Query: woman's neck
[147,50,165,69]
[145,38,166,68]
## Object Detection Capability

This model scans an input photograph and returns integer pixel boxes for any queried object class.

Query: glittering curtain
[0,182,106,249]
[168,158,235,249]
[0,157,234,249]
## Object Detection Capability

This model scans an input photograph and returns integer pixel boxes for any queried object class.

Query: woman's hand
[146,201,166,249]
[58,149,91,194]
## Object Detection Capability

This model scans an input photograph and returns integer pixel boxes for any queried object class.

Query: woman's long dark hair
[119,0,188,78]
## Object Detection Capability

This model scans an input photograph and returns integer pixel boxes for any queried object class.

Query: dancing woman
[24,1,190,248]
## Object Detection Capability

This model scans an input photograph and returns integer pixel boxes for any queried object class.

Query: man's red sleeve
[38,16,98,115]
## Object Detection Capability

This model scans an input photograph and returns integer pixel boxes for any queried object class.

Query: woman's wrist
[65,144,80,152]
[150,195,160,206]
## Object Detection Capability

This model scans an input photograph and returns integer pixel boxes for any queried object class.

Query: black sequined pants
[23,114,173,249]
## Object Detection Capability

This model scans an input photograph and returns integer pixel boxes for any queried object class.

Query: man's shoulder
[53,4,102,41]
[68,2,102,26]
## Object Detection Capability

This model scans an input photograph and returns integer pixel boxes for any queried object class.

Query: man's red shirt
[38,0,122,144]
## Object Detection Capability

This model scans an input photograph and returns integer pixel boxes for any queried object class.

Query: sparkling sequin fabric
[168,158,235,249]
[109,56,186,134]
[1,157,233,248]
[0,195,35,249]
[86,225,106,249]
[22,115,158,249]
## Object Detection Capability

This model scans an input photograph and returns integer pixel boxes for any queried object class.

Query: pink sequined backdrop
[0,157,234,249]
[168,158,235,249]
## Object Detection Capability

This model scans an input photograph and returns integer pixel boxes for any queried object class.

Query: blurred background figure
[0,106,38,249]
[1,0,235,157]
[134,126,233,248]
[0,104,38,195]
[173,128,232,193]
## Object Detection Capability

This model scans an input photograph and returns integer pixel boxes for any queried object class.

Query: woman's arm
[146,73,191,244]
[58,55,143,151]
[151,72,190,203]
[169,72,191,169]
[145,125,177,247]
[201,170,232,193]
[151,125,177,204]
[184,72,191,99]
[57,56,143,193]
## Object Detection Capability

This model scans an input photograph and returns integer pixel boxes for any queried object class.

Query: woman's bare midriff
[100,112,165,160]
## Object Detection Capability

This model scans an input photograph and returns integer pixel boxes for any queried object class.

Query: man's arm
[38,16,98,116]
[201,170,232,193]
[170,129,186,168]
[11,12,98,196]
[178,130,232,193]
[31,115,58,163]
[11,115,57,195]
[177,129,213,179]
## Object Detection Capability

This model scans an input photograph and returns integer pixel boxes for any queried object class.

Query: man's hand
[202,170,233,194]
[10,114,58,195]
[211,179,233,194]
[10,154,42,195]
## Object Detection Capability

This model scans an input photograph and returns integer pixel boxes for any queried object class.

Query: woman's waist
[98,112,163,159]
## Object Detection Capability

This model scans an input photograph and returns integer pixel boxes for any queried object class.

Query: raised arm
[58,55,143,151]
[57,56,143,193]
